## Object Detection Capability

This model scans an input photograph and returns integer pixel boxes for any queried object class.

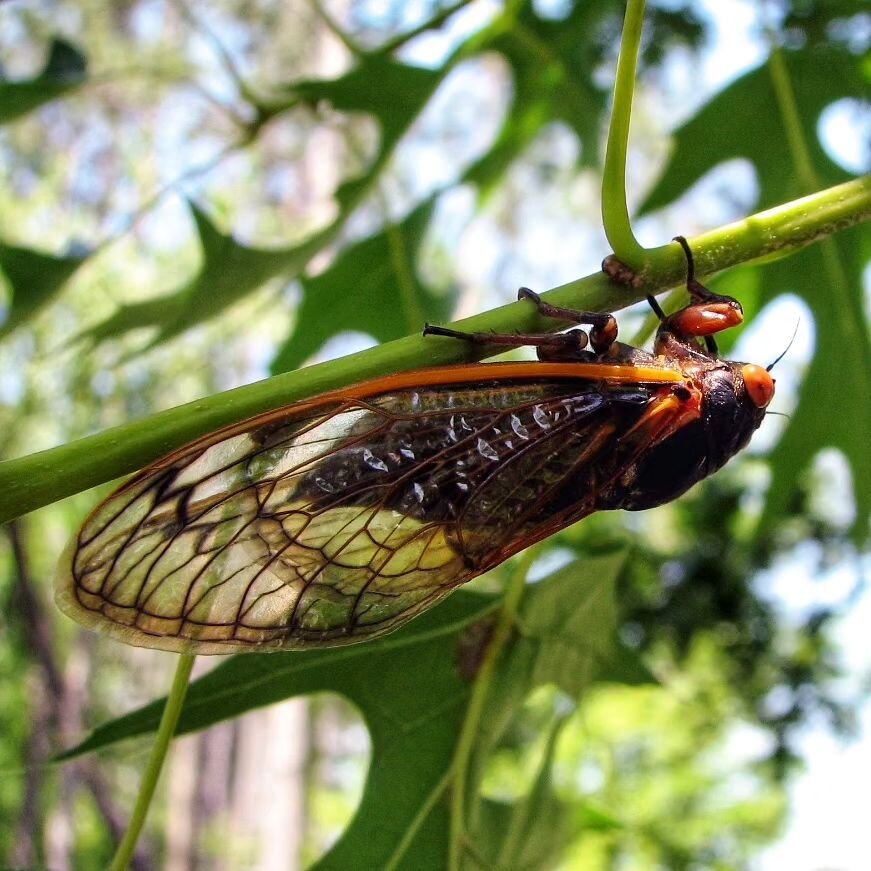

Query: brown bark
[5,519,152,871]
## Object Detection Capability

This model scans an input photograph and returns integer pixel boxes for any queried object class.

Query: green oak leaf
[462,1,702,196]
[700,228,870,542]
[639,46,867,213]
[461,3,606,195]
[757,224,871,541]
[271,196,453,373]
[0,241,90,338]
[0,38,88,124]
[474,717,576,870]
[78,202,324,350]
[289,56,444,210]
[58,550,632,870]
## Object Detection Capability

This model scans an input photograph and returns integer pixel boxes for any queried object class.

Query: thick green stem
[0,175,869,525]
[108,654,195,871]
[601,0,647,264]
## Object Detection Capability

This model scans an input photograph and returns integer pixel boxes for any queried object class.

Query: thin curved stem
[767,47,817,192]
[108,654,195,871]
[447,548,536,871]
[601,0,647,264]
[383,768,453,871]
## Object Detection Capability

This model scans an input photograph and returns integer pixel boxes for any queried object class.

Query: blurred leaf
[79,202,324,349]
[477,550,631,767]
[783,0,871,48]
[290,56,444,210]
[462,1,703,196]
[575,800,625,832]
[476,717,576,870]
[76,56,444,352]
[60,551,630,870]
[462,3,607,195]
[69,4,703,355]
[639,46,867,213]
[271,196,452,373]
[503,550,626,700]
[0,38,88,124]
[758,224,871,540]
[0,241,89,338]
[703,227,870,542]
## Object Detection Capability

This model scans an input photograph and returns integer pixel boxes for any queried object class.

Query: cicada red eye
[741,363,775,409]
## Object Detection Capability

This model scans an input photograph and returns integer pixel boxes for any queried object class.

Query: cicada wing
[57,376,685,653]
[58,399,474,653]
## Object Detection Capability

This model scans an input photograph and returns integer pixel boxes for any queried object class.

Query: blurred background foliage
[0,0,868,869]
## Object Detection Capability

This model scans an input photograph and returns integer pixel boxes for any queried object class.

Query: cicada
[56,238,774,653]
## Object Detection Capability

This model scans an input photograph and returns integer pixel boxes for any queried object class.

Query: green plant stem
[447,548,535,871]
[108,654,195,871]
[0,175,869,525]
[383,768,454,871]
[601,0,647,264]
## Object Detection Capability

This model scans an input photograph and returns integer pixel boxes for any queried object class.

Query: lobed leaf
[0,241,90,339]
[59,551,635,869]
[271,196,453,373]
[640,46,866,213]
[0,38,87,124]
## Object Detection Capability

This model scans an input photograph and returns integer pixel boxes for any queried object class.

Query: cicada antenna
[767,319,801,372]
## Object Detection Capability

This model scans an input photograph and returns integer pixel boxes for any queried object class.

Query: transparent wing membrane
[57,376,680,652]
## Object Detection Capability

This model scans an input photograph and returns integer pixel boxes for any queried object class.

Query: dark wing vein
[57,379,664,652]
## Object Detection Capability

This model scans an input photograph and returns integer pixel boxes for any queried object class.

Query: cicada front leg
[516,287,618,354]
[423,286,620,361]
[662,236,744,355]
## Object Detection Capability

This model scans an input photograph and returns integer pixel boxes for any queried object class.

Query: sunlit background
[0,1,869,869]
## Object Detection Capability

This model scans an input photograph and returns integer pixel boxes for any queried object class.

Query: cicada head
[698,360,774,472]
[617,357,774,512]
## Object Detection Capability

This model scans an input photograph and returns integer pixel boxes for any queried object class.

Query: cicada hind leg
[423,287,619,361]
[662,235,745,356]
[604,235,745,358]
